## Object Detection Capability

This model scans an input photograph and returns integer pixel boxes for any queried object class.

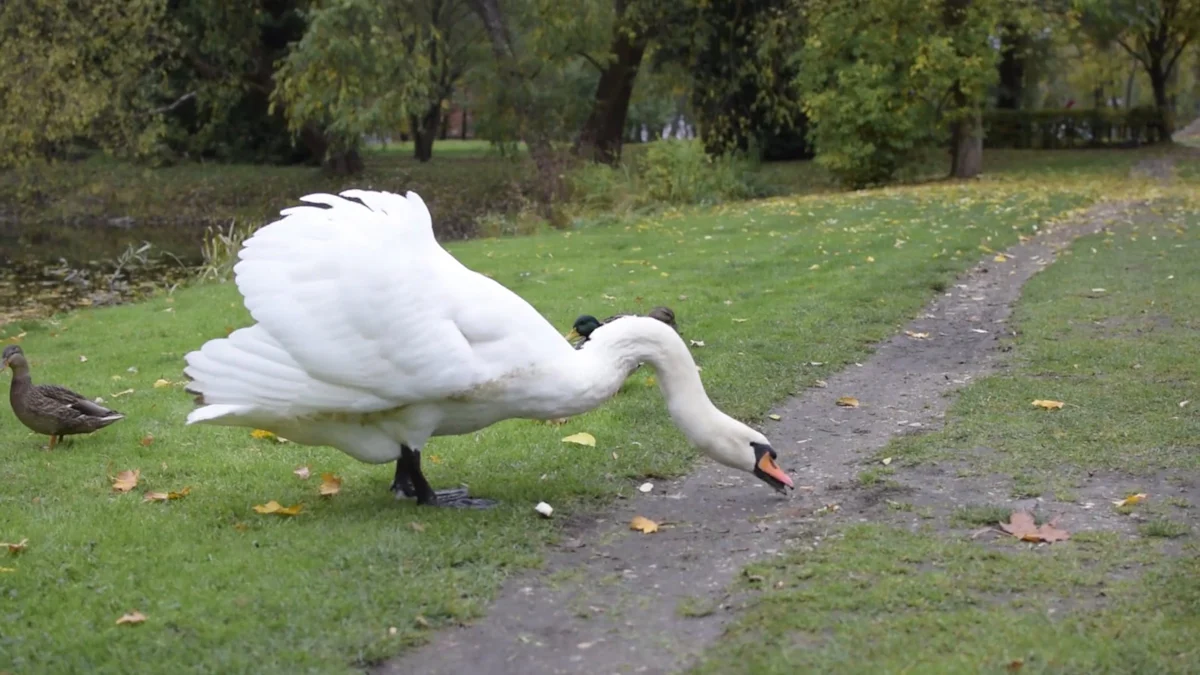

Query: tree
[798,0,1002,187]
[573,0,652,164]
[0,0,174,167]
[272,0,442,173]
[405,0,486,162]
[1075,0,1200,139]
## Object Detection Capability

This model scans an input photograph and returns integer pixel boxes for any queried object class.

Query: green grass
[0,182,1089,673]
[692,200,1200,674]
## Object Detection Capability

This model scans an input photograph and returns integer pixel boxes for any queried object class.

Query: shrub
[982,107,1168,149]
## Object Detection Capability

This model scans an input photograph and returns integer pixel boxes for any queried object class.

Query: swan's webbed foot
[398,445,498,509]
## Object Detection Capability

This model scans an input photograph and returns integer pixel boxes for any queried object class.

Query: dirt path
[374,199,1143,675]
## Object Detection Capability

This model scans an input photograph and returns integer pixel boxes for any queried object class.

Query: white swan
[182,190,794,507]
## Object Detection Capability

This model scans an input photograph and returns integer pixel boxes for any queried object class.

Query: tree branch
[578,51,606,72]
[1114,35,1151,69]
[149,91,196,115]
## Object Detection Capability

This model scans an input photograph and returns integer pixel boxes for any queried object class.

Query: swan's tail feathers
[183,325,313,424]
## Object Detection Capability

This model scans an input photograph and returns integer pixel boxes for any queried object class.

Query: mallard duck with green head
[566,306,679,349]
[2,345,125,450]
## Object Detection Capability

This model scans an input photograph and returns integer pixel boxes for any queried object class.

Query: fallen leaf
[143,487,191,503]
[139,434,154,447]
[904,331,930,339]
[1180,400,1191,408]
[836,396,860,408]
[993,254,1007,262]
[115,611,147,625]
[110,388,135,398]
[544,417,569,426]
[562,432,596,447]
[629,515,659,534]
[1031,399,1065,410]
[253,500,303,516]
[409,521,426,532]
[881,457,893,466]
[638,482,653,493]
[112,469,140,493]
[293,465,311,480]
[153,379,172,388]
[866,256,875,263]
[1008,659,1024,672]
[2,538,28,555]
[732,318,748,323]
[0,567,15,573]
[78,355,88,363]
[250,429,278,441]
[814,379,828,388]
[428,454,442,464]
[319,473,342,496]
[768,413,781,421]
[1112,493,1147,507]
[999,511,1070,543]
[689,339,706,347]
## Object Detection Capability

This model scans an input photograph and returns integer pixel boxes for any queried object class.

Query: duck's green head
[564,315,602,342]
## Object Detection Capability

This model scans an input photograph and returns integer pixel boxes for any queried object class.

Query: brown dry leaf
[1112,493,1147,507]
[139,434,155,447]
[999,511,1070,543]
[253,500,303,516]
[1031,399,1064,410]
[562,432,596,447]
[1007,659,1024,672]
[153,379,172,389]
[293,465,311,480]
[115,611,147,626]
[630,515,659,534]
[2,538,28,555]
[835,396,860,408]
[112,469,140,493]
[250,429,279,441]
[143,487,191,503]
[319,473,342,496]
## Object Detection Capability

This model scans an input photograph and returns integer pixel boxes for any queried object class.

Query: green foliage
[798,0,1004,188]
[984,106,1169,148]
[655,0,809,159]
[272,0,438,159]
[568,140,766,212]
[0,0,174,168]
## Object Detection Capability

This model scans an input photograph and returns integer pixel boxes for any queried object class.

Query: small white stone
[534,502,553,518]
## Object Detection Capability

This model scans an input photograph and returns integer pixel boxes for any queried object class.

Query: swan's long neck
[563,318,728,446]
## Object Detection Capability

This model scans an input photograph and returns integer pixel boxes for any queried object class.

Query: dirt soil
[374,197,1182,675]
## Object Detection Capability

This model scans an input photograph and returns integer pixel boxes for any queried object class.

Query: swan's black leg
[401,444,496,509]
[390,459,417,498]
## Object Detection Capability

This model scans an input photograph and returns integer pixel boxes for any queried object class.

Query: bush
[567,140,768,215]
[983,107,1168,149]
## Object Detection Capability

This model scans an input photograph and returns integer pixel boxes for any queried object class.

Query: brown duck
[3,345,125,450]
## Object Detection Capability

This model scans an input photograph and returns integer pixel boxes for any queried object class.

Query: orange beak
[757,452,794,489]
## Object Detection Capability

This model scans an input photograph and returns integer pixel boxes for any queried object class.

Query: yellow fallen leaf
[110,388,136,398]
[0,567,15,573]
[2,538,28,554]
[153,379,172,388]
[732,318,748,323]
[112,469,140,493]
[428,454,443,464]
[630,515,659,534]
[866,256,875,263]
[562,432,596,447]
[994,254,1007,263]
[79,355,88,363]
[250,429,278,441]
[143,487,191,503]
[253,500,303,516]
[115,611,147,625]
[1112,493,1147,507]
[293,465,311,480]
[881,457,893,466]
[904,331,930,339]
[319,473,342,496]
[768,414,781,421]
[836,396,860,408]
[409,522,426,533]
[1031,400,1065,410]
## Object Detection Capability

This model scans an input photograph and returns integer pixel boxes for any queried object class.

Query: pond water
[0,217,210,325]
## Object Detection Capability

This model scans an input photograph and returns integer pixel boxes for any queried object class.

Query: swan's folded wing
[230,190,487,408]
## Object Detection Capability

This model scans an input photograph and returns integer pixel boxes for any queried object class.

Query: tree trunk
[298,123,364,175]
[1148,59,1174,141]
[996,25,1025,110]
[411,103,442,162]
[950,109,983,179]
[574,0,648,165]
[461,107,469,139]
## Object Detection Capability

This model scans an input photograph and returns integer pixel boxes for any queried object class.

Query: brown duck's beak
[564,328,581,341]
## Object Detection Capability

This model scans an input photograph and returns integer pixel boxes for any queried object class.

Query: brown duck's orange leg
[47,435,58,451]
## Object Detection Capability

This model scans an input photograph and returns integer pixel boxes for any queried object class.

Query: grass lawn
[691,202,1200,673]
[0,177,1095,672]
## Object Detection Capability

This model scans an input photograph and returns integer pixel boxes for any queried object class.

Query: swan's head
[702,419,794,494]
